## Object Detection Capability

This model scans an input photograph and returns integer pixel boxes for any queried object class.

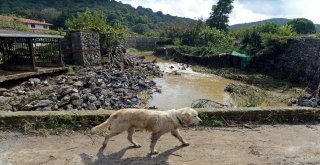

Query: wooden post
[27,38,36,71]
[58,38,64,66]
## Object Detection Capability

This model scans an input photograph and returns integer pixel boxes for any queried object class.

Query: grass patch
[199,113,225,127]
[67,65,75,74]
[0,115,109,133]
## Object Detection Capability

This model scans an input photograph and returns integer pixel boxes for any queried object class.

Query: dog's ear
[181,112,191,125]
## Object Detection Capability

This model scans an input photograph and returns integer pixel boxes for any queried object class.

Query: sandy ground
[1,125,320,165]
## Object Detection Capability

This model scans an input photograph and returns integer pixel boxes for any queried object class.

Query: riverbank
[128,49,307,108]
[192,66,307,107]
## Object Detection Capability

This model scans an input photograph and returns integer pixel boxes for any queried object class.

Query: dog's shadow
[80,145,186,165]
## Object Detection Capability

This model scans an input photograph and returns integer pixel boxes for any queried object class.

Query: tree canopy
[287,18,316,34]
[0,0,194,35]
[206,0,234,31]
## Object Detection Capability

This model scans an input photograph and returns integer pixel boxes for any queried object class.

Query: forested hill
[0,0,194,33]
[231,18,320,32]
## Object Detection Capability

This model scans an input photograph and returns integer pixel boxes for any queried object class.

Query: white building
[0,15,53,31]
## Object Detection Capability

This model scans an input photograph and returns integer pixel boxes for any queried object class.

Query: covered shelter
[0,29,66,82]
[0,29,64,71]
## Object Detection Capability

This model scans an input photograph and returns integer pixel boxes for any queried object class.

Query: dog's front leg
[150,132,164,154]
[171,129,189,146]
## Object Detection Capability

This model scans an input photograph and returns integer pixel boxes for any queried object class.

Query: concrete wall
[251,38,320,89]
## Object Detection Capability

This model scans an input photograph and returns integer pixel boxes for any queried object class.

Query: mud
[1,125,320,165]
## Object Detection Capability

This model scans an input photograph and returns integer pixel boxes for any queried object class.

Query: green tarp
[231,51,252,69]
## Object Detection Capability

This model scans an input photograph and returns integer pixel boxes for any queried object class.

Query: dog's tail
[91,118,112,135]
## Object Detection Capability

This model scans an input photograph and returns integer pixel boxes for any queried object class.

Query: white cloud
[118,0,320,24]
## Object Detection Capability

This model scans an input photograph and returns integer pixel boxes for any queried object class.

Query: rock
[71,99,83,106]
[100,89,110,96]
[42,80,49,86]
[42,106,52,111]
[70,93,81,100]
[17,90,25,95]
[65,104,74,110]
[3,92,13,97]
[82,88,91,94]
[73,81,84,87]
[35,100,53,107]
[0,96,6,104]
[93,101,102,108]
[29,78,41,85]
[26,91,41,97]
[96,79,104,86]
[21,104,33,111]
[61,95,71,104]
[58,86,73,96]
[52,104,59,111]
[71,88,79,93]
[87,103,97,110]
[87,94,97,102]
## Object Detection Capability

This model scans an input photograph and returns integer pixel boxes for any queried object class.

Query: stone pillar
[71,31,101,66]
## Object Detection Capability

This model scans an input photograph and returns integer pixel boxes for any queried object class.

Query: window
[31,24,35,28]
[43,25,48,29]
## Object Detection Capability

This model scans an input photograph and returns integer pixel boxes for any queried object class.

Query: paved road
[1,125,320,165]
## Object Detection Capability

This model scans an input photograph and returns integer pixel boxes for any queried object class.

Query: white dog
[91,107,202,154]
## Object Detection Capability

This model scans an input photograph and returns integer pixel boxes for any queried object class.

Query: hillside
[231,18,320,31]
[0,0,194,34]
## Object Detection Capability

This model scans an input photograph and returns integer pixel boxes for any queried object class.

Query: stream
[146,62,235,110]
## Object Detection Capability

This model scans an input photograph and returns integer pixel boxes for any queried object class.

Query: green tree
[39,8,62,23]
[131,23,149,34]
[287,18,316,34]
[65,8,110,31]
[206,0,234,31]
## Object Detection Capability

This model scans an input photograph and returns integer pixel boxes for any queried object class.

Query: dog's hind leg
[150,132,165,154]
[127,127,141,148]
[171,129,189,146]
[102,131,121,148]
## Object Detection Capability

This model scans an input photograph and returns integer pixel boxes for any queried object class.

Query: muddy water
[147,62,235,110]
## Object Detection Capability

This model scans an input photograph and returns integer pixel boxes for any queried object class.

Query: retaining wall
[0,107,319,131]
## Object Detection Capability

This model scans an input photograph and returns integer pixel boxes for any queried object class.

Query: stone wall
[251,38,320,89]
[126,37,162,50]
[154,47,245,68]
[65,31,101,66]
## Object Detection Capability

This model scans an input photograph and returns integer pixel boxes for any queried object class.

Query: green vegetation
[64,8,128,55]
[230,18,320,32]
[206,0,234,31]
[0,0,193,35]
[287,18,316,34]
[235,23,297,55]
[159,20,236,56]
[0,17,28,31]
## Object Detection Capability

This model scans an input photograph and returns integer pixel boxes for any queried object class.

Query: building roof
[0,29,63,38]
[0,15,53,26]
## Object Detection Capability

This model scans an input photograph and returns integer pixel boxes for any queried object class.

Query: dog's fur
[91,107,202,154]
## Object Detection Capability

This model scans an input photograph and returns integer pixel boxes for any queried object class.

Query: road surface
[1,125,320,165]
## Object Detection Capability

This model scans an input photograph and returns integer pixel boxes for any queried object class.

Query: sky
[117,0,320,25]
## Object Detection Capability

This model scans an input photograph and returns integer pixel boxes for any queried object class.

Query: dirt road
[1,125,320,165]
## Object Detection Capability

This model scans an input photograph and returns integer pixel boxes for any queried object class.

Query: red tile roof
[0,15,53,26]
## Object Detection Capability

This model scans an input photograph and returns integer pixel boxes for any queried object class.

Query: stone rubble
[0,56,162,111]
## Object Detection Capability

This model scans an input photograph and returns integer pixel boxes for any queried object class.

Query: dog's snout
[197,117,202,122]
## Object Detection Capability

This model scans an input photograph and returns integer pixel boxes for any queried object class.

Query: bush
[239,23,296,55]
[277,25,297,36]
[261,34,288,54]
[0,17,28,31]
